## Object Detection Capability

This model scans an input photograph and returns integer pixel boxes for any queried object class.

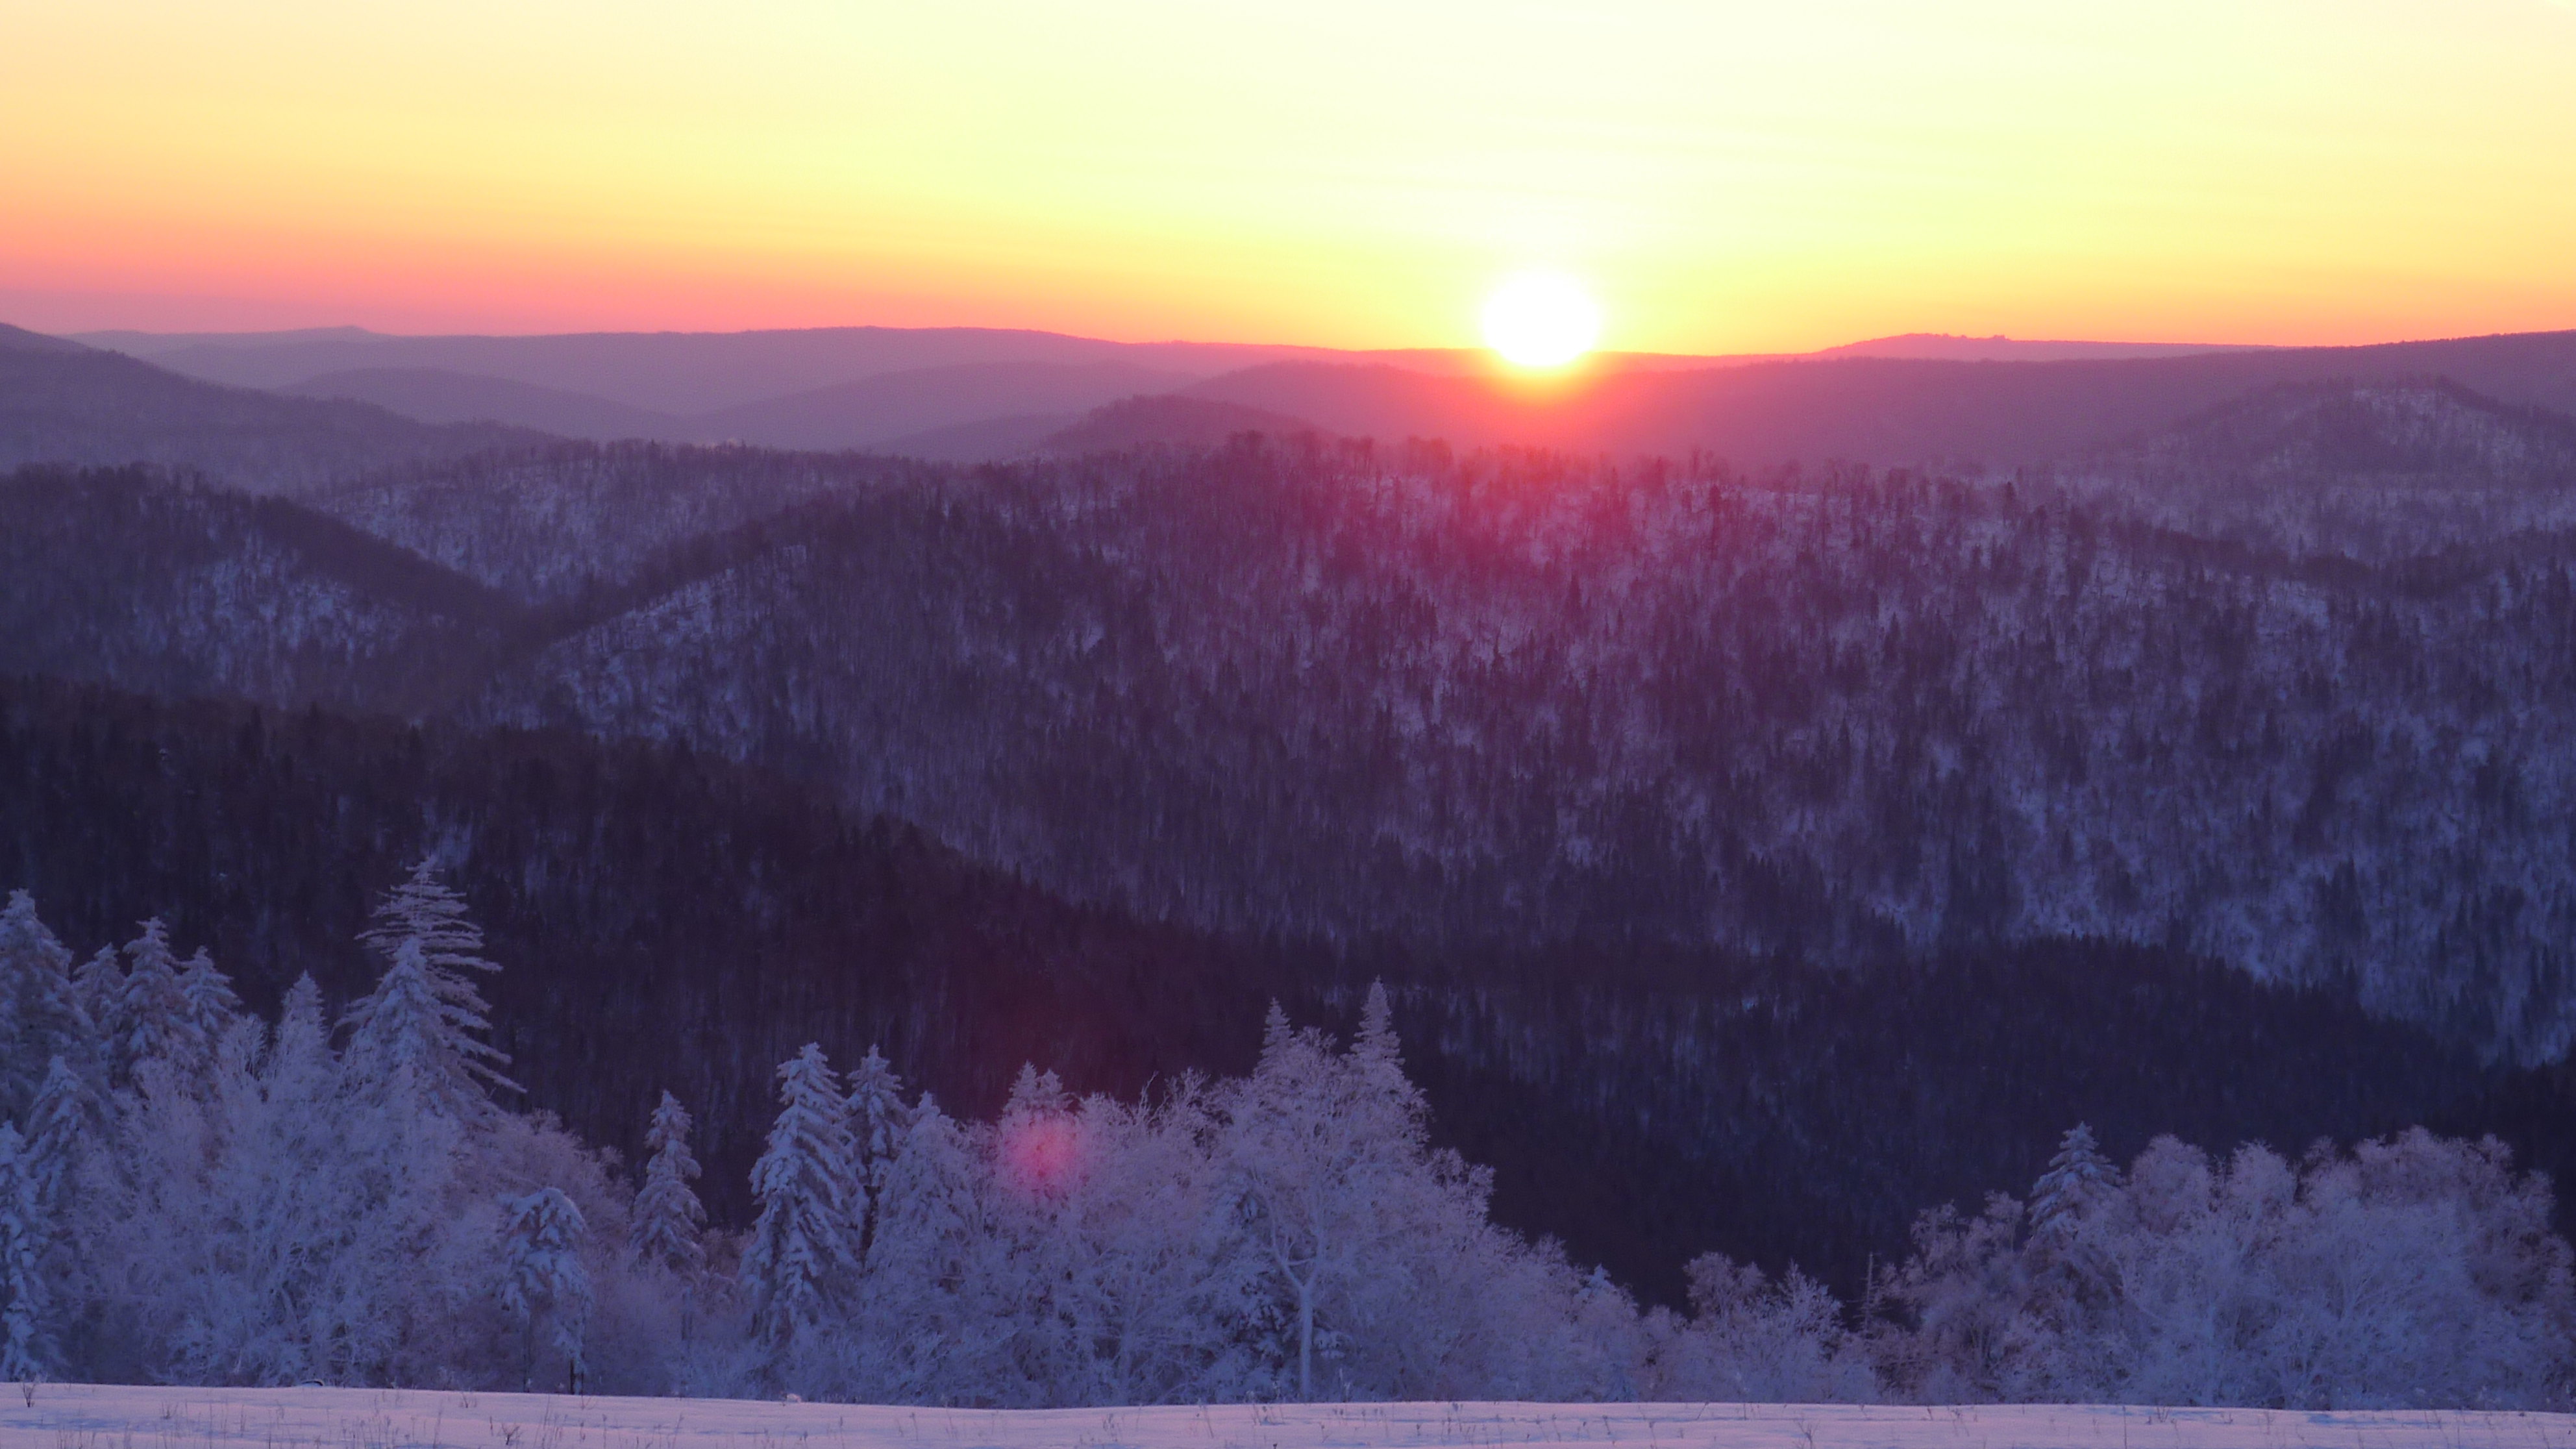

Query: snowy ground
[5,1388,2575,1449]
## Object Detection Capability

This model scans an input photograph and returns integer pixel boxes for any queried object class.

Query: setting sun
[1481,273,1602,369]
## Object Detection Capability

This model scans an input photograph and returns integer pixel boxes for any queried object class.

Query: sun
[1481,272,1601,369]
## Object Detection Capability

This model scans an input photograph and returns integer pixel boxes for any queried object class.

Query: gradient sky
[5,0,2575,351]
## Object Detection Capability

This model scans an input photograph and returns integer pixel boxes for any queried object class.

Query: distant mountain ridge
[51,322,2275,457]
[0,326,530,489]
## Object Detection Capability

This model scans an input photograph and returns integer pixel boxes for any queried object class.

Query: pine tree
[857,1095,992,1397]
[0,1124,52,1381]
[2029,1122,2118,1234]
[741,1044,861,1346]
[22,1057,93,1213]
[845,1046,909,1256]
[630,1091,707,1274]
[343,863,519,1118]
[499,1188,593,1393]
[266,976,334,1097]
[176,948,243,1051]
[0,893,94,1120]
[114,919,199,1076]
[69,947,121,1051]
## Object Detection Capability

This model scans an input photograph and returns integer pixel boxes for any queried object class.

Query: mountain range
[23,319,2576,472]
[12,316,2576,1300]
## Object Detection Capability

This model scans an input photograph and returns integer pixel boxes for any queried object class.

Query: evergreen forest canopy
[8,324,2576,1400]
[0,874,2565,1409]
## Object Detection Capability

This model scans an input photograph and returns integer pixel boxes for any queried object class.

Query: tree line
[0,875,2565,1407]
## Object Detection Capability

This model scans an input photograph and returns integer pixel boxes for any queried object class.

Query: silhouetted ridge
[1041,394,1328,454]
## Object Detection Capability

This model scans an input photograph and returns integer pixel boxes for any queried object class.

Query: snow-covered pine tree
[22,1056,93,1213]
[177,948,243,1052]
[114,919,201,1076]
[0,893,94,1119]
[855,1094,992,1397]
[2029,1122,2118,1234]
[266,976,334,1098]
[69,947,121,1052]
[845,1046,910,1256]
[343,864,519,1118]
[741,1044,861,1346]
[499,1187,593,1393]
[630,1091,706,1274]
[0,1124,52,1381]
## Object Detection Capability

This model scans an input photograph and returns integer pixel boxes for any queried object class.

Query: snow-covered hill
[4,1386,2566,1449]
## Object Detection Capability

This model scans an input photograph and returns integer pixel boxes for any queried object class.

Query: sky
[5,0,2575,352]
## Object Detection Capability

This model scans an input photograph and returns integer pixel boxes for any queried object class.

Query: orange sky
[5,0,2575,351]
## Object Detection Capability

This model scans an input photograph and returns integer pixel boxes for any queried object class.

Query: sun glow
[1481,273,1601,369]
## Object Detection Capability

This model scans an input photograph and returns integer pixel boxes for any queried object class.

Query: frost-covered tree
[343,863,517,1119]
[0,893,95,1119]
[23,1056,94,1213]
[177,948,243,1054]
[0,1124,54,1381]
[741,1045,860,1348]
[68,947,121,1050]
[845,1046,910,1256]
[2028,1123,2116,1235]
[1643,1253,1873,1402]
[630,1091,706,1275]
[850,1093,989,1396]
[1877,1127,2576,1409]
[1217,985,1507,1400]
[114,919,200,1076]
[500,1187,593,1392]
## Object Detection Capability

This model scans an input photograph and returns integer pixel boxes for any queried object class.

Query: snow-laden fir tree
[68,947,121,1052]
[500,1187,593,1393]
[630,1091,706,1274]
[845,1046,910,1256]
[0,1123,53,1381]
[343,863,518,1119]
[176,948,243,1054]
[854,1093,991,1397]
[0,893,95,1119]
[22,1056,93,1213]
[2029,1122,2118,1235]
[114,919,200,1077]
[741,1044,861,1347]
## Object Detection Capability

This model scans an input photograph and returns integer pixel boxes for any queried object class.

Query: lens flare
[1481,273,1602,368]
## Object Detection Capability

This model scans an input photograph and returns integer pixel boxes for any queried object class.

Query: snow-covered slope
[3,1387,2564,1449]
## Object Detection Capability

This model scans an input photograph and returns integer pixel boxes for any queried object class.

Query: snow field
[6,1389,2574,1449]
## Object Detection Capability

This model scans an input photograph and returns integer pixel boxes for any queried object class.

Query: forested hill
[473,384,2576,1065]
[10,378,2576,1073]
[0,675,2522,1304]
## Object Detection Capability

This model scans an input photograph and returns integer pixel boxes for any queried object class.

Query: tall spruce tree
[343,863,518,1118]
[741,1045,860,1347]
[114,919,198,1076]
[21,1057,92,1214]
[499,1188,593,1393]
[176,948,243,1052]
[2029,1122,2119,1234]
[845,1046,910,1257]
[630,1091,707,1274]
[0,894,93,1120]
